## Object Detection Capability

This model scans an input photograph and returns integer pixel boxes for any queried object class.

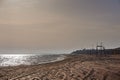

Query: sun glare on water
[0,54,30,66]
[1,54,28,57]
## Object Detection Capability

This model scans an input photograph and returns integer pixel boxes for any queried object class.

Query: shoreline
[0,54,120,80]
[0,54,66,68]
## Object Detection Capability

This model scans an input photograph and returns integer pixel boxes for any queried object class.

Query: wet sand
[0,54,120,80]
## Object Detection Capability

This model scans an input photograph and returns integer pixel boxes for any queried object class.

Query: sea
[0,50,65,67]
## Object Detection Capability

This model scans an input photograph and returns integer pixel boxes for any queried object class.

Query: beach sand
[0,54,120,80]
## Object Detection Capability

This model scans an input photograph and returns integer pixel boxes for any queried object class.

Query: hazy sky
[0,0,120,52]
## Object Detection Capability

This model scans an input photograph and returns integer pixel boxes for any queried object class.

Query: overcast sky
[0,0,120,53]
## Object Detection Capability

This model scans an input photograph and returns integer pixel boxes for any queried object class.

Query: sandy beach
[0,54,120,80]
